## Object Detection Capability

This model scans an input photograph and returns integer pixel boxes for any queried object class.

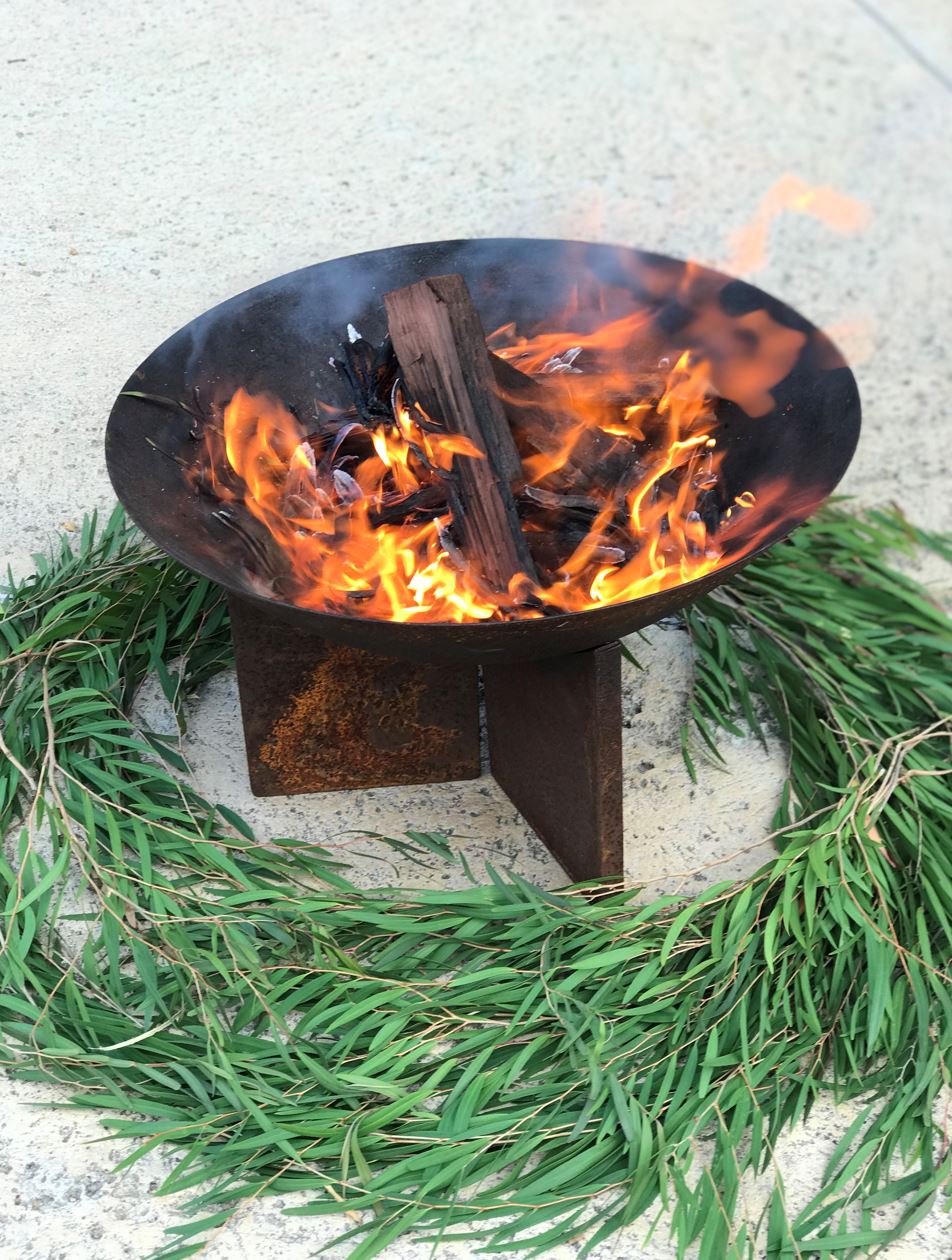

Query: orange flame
[195,339,740,622]
[726,175,871,275]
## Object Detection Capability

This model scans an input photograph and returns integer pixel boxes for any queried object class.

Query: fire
[194,334,765,622]
[190,177,867,624]
[725,174,870,275]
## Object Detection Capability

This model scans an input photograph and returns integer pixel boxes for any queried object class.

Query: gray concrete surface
[2,0,951,1256]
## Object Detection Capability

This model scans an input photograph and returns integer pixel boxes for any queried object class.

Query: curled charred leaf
[119,390,202,419]
[330,335,398,425]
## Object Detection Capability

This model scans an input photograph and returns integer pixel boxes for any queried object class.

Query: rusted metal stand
[229,596,480,795]
[229,597,623,881]
[482,643,623,882]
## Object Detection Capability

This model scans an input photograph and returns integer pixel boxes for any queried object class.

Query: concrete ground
[2,1,951,1256]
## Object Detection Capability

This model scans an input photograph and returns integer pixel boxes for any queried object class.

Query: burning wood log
[384,274,539,594]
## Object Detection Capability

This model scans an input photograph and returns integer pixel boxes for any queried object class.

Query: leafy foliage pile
[0,507,949,1259]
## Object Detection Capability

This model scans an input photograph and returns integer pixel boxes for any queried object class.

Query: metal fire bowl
[105,238,860,664]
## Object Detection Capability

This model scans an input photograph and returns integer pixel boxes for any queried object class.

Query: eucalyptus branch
[0,503,949,1260]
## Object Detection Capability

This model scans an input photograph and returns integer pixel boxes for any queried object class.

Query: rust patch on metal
[259,645,474,792]
[229,595,480,796]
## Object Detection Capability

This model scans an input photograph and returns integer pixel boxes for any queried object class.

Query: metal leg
[483,641,624,881]
[229,596,481,796]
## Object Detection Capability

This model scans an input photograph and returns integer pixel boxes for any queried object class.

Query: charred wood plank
[526,529,629,578]
[384,274,538,593]
[489,353,638,494]
[369,483,449,526]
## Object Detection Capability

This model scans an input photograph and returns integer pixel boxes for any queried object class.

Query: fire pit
[105,238,860,880]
